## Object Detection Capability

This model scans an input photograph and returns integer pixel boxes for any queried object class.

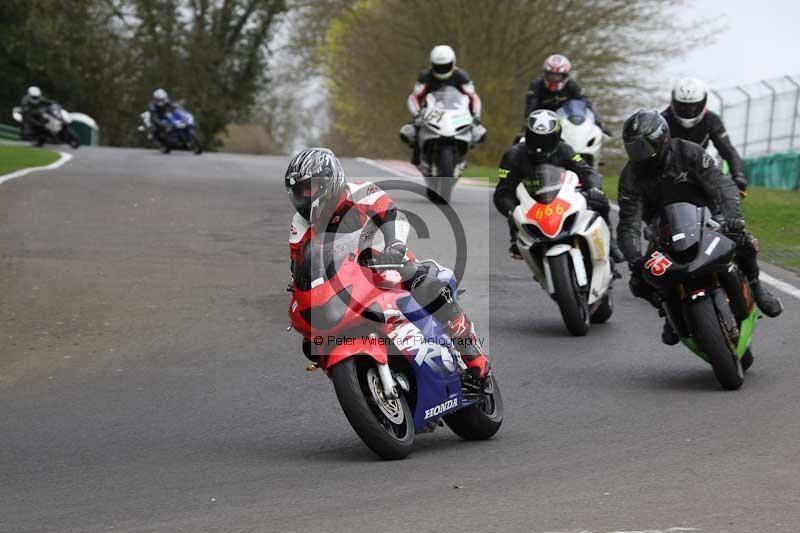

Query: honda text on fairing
[288,231,502,460]
[139,105,202,154]
[12,103,80,148]
[557,99,608,170]
[641,202,758,390]
[400,86,486,204]
[511,165,615,335]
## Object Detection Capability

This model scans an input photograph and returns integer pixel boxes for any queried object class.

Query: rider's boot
[444,312,491,381]
[749,277,783,317]
[661,318,679,346]
[509,242,523,260]
[609,228,625,264]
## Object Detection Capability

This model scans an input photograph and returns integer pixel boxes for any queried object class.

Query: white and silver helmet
[430,45,456,80]
[670,78,707,129]
[27,86,42,104]
[152,88,169,105]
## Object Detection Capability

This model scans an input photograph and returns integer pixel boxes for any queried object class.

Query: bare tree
[317,0,710,164]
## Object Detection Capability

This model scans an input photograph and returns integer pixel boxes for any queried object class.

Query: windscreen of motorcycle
[557,99,594,126]
[431,86,468,110]
[659,202,703,253]
[294,231,362,290]
[527,164,566,204]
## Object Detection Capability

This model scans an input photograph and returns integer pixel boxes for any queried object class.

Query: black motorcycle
[642,202,758,390]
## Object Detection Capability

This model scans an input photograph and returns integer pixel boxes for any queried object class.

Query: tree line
[0,0,286,147]
[1,0,703,160]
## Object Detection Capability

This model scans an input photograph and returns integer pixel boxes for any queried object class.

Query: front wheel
[590,290,614,324]
[62,127,80,148]
[686,297,744,390]
[431,143,456,204]
[331,357,415,459]
[189,131,203,154]
[444,374,503,440]
[549,253,589,336]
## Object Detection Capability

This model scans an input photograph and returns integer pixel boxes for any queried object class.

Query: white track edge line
[0,151,73,185]
[355,156,490,189]
[355,156,414,177]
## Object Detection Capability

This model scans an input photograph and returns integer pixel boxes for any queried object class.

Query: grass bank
[0,144,60,176]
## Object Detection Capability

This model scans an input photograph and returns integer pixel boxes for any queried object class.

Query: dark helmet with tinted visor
[525,109,562,161]
[285,148,346,226]
[622,109,670,162]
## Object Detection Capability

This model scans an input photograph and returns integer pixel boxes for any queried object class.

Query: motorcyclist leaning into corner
[663,78,748,192]
[618,109,782,346]
[405,45,483,165]
[20,86,53,141]
[494,109,625,264]
[148,88,175,148]
[519,54,611,141]
[285,148,492,381]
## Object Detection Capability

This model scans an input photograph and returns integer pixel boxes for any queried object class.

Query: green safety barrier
[0,123,21,141]
[744,151,800,191]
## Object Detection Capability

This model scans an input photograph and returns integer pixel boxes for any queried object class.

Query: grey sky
[669,0,800,89]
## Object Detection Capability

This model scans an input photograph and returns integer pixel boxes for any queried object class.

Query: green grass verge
[741,188,800,272]
[0,144,60,175]
[462,164,497,184]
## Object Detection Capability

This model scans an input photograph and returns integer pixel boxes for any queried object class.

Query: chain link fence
[708,74,800,158]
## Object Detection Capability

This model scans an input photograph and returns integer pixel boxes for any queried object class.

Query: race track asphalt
[1,147,798,532]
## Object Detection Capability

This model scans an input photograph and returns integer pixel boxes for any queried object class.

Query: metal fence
[708,74,800,158]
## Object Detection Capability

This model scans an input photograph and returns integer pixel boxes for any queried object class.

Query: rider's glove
[628,256,646,276]
[722,218,746,234]
[380,240,407,265]
[582,187,607,212]
[732,174,748,192]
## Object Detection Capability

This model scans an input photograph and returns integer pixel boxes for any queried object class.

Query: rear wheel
[444,374,503,440]
[686,297,744,390]
[741,347,754,372]
[331,357,415,459]
[549,253,589,336]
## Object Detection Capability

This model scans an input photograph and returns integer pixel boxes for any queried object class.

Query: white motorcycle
[557,99,606,170]
[512,165,614,336]
[400,86,486,204]
[13,103,80,148]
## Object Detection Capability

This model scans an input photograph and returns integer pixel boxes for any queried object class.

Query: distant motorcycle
[511,165,615,335]
[400,86,486,204]
[642,202,757,390]
[12,104,80,148]
[139,105,202,154]
[556,99,607,169]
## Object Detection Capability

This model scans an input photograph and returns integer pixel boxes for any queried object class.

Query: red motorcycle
[289,231,503,459]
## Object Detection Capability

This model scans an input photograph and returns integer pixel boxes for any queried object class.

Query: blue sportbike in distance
[139,105,203,154]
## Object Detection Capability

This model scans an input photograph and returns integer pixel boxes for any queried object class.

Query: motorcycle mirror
[643,225,657,241]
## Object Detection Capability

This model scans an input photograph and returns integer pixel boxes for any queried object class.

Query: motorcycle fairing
[513,170,612,305]
[394,294,466,430]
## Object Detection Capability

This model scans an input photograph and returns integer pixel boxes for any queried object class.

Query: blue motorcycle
[289,231,503,459]
[139,105,202,154]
